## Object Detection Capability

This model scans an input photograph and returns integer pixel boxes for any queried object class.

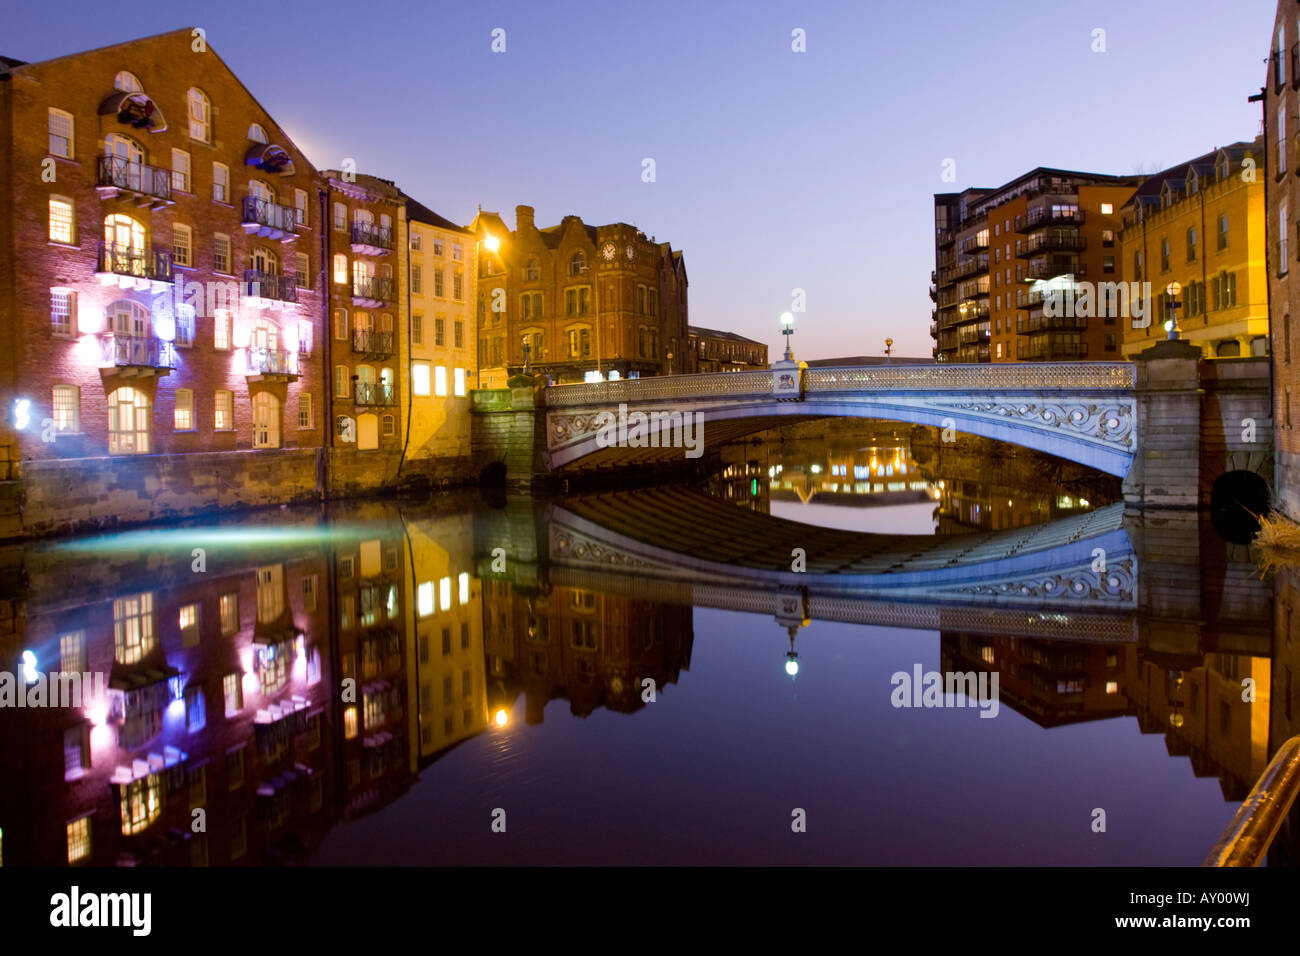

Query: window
[179,603,200,646]
[435,365,448,396]
[435,316,445,346]
[171,148,191,193]
[412,264,423,294]
[410,231,422,251]
[173,223,192,267]
[185,686,206,732]
[297,319,312,356]
[570,251,587,275]
[333,254,348,284]
[174,388,193,430]
[382,414,395,437]
[210,232,231,274]
[335,365,350,398]
[334,309,348,340]
[565,286,592,316]
[47,384,79,435]
[59,630,86,672]
[432,237,444,257]
[452,243,462,261]
[294,188,308,226]
[1186,227,1197,262]
[412,313,423,344]
[214,389,233,430]
[108,386,151,454]
[1217,212,1229,250]
[226,746,245,789]
[1100,202,1113,215]
[412,362,430,396]
[567,325,592,357]
[454,319,464,348]
[1281,105,1288,175]
[1282,199,1291,273]
[453,268,463,300]
[525,257,540,281]
[212,162,229,203]
[188,88,211,142]
[454,367,467,396]
[113,592,154,663]
[1160,238,1170,272]
[298,393,312,429]
[1102,255,1115,274]
[252,391,279,448]
[48,197,74,243]
[66,817,91,864]
[433,267,445,297]
[50,288,76,335]
[48,108,73,158]
[521,291,543,319]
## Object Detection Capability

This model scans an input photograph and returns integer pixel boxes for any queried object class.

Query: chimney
[516,205,535,231]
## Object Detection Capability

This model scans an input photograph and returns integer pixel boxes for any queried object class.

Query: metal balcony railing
[1024,257,1084,281]
[97,241,173,283]
[101,333,175,369]
[352,329,395,355]
[352,276,395,302]
[243,269,297,303]
[351,222,394,250]
[1016,207,1084,232]
[1016,314,1087,334]
[1016,340,1088,360]
[1204,735,1300,866]
[97,156,171,203]
[355,382,396,406]
[241,196,298,233]
[1020,232,1086,256]
[246,347,298,375]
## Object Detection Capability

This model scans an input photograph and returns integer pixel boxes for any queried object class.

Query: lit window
[114,71,142,93]
[50,288,76,335]
[179,603,200,646]
[213,309,231,349]
[48,108,73,158]
[412,362,430,396]
[333,254,348,284]
[50,384,79,434]
[48,197,74,243]
[66,817,91,863]
[174,388,193,430]
[344,707,358,739]
[418,581,434,617]
[187,88,211,143]
[295,253,309,287]
[458,572,469,604]
[1100,203,1113,215]
[454,367,467,396]
[223,673,242,717]
[298,393,312,429]
[334,365,350,398]
[382,414,395,437]
[214,389,233,429]
[112,592,154,664]
[439,576,451,612]
[1105,681,1119,695]
[434,365,448,396]
[107,386,151,454]
[119,776,161,835]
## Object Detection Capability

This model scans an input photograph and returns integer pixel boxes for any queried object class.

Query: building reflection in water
[0,489,1296,866]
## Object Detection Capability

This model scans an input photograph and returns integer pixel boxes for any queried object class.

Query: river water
[1,422,1295,866]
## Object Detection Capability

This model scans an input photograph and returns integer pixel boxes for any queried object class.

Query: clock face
[602,242,617,261]
[625,244,635,260]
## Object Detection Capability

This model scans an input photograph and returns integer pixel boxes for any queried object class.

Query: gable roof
[1127,139,1261,205]
[404,195,471,234]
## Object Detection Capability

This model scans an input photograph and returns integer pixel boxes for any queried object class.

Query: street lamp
[1165,281,1182,341]
[780,312,795,360]
[884,337,894,363]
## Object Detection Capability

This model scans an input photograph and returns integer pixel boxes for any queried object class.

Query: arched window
[114,71,143,93]
[104,213,147,261]
[103,133,145,190]
[248,123,267,143]
[187,88,210,143]
[525,257,540,281]
[249,178,274,203]
[570,251,586,276]
[108,299,150,337]
[108,385,151,454]
[251,245,279,275]
[252,392,280,449]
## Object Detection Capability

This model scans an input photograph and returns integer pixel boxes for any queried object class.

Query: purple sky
[5,0,1278,361]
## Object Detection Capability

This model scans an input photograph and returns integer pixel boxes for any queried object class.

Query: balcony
[241,196,298,242]
[95,241,173,290]
[352,329,395,357]
[351,222,394,256]
[246,347,299,381]
[957,326,991,346]
[956,301,990,321]
[1016,340,1089,361]
[936,227,956,247]
[355,382,396,406]
[1015,207,1084,232]
[1016,314,1087,334]
[950,254,989,281]
[1022,258,1084,282]
[1015,289,1046,312]
[243,270,297,308]
[956,344,991,363]
[352,276,395,307]
[96,156,172,207]
[958,233,989,254]
[1018,232,1085,256]
[100,333,175,375]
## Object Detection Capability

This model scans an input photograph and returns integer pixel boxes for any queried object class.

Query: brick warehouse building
[469,205,691,387]
[0,29,326,470]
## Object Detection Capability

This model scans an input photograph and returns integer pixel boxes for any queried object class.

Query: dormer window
[248,123,267,144]
[570,251,587,276]
[187,88,211,143]
[1186,170,1198,195]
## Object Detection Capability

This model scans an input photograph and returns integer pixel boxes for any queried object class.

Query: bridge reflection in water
[0,490,1295,866]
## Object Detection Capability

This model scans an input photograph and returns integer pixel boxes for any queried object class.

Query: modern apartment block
[1118,140,1267,360]
[0,29,325,473]
[1268,4,1300,519]
[403,197,476,462]
[470,205,691,386]
[933,170,1138,363]
[322,172,406,457]
[689,326,768,371]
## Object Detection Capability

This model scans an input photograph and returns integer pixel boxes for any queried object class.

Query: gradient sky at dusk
[3,0,1278,360]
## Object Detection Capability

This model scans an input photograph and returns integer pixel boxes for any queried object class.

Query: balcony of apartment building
[1014,206,1084,233]
[958,232,990,255]
[245,346,299,382]
[95,156,173,208]
[956,300,990,322]
[957,324,991,348]
[354,382,396,406]
[956,343,991,363]
[243,270,297,309]
[1017,232,1085,257]
[99,333,175,376]
[351,222,394,257]
[950,254,989,282]
[937,288,960,309]
[241,197,298,242]
[1016,314,1087,335]
[1014,289,1046,313]
[95,241,173,290]
[936,225,957,248]
[352,276,395,308]
[937,329,960,352]
[1021,257,1084,282]
[1016,336,1088,361]
[352,329,395,357]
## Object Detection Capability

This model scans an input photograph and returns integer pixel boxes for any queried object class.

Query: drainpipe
[398,208,413,477]
[319,185,333,502]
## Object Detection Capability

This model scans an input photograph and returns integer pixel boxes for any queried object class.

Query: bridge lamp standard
[780,312,795,361]
[1164,281,1182,341]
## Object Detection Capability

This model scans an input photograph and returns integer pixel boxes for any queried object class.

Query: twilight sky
[4,0,1278,361]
